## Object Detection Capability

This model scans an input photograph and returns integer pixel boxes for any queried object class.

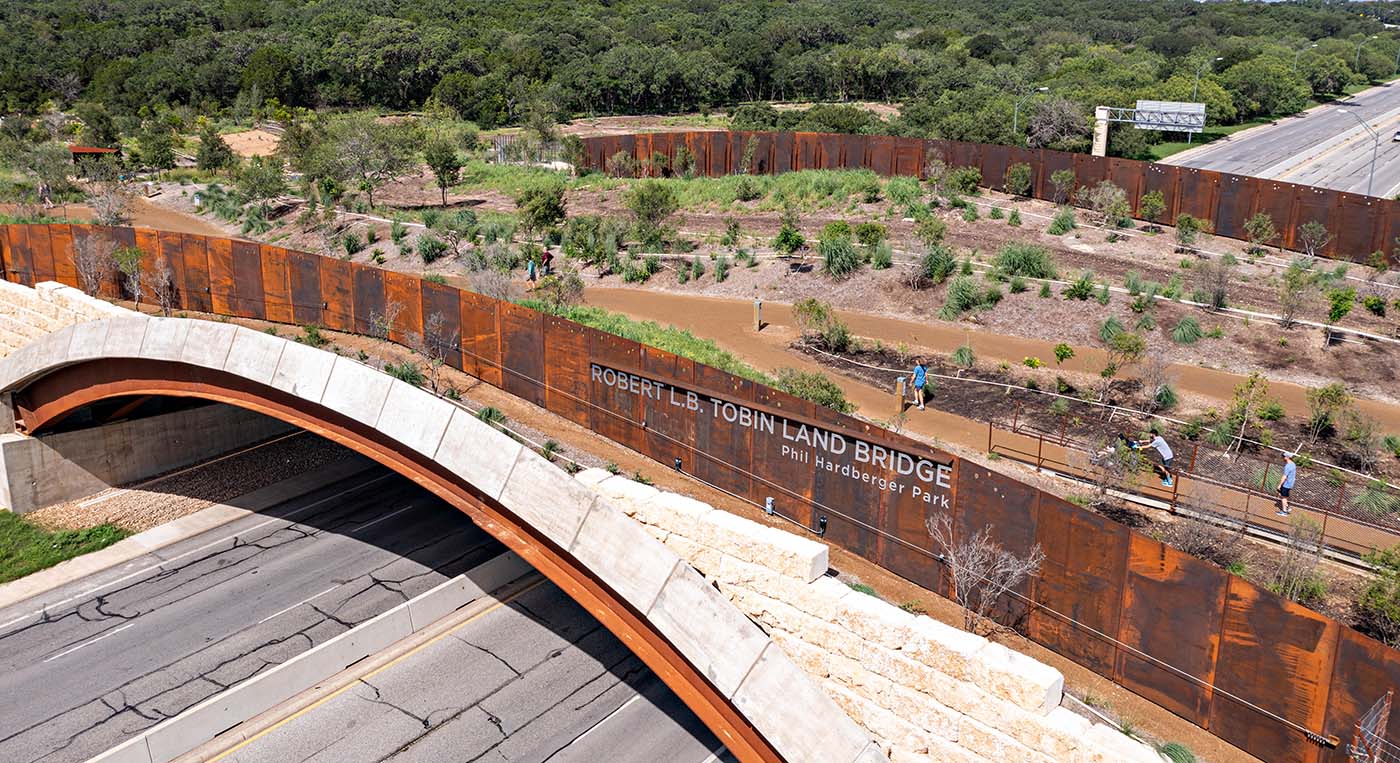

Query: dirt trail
[2,198,231,238]
[587,287,1400,438]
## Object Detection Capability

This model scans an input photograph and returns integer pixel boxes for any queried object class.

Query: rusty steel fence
[3,223,1400,763]
[579,131,1400,267]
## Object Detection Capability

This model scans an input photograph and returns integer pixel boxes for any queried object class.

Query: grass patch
[1149,118,1273,161]
[0,512,128,584]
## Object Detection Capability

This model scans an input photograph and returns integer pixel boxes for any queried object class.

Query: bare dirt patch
[221,128,282,157]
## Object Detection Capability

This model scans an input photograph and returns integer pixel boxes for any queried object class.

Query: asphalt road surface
[1165,81,1400,197]
[219,581,735,763]
[0,462,506,763]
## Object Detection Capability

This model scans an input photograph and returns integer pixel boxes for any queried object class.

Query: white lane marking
[257,586,339,625]
[559,694,645,751]
[41,622,135,663]
[0,472,392,632]
[351,504,416,534]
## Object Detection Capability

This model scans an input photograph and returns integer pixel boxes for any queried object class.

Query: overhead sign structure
[1129,100,1206,134]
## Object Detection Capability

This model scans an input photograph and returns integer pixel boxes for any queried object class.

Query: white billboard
[1132,100,1206,134]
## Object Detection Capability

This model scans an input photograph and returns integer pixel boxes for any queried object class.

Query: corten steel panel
[979,144,1009,192]
[839,134,866,170]
[230,240,265,319]
[1030,497,1128,677]
[1117,535,1227,727]
[459,290,501,386]
[689,365,756,501]
[635,134,654,176]
[1213,175,1258,241]
[1005,147,1038,192]
[809,420,889,561]
[135,228,166,298]
[49,224,76,287]
[542,315,589,426]
[421,281,462,372]
[1256,181,1300,251]
[351,263,385,336]
[1319,629,1400,763]
[947,142,980,173]
[794,133,819,171]
[1073,154,1108,190]
[1210,576,1338,763]
[772,132,793,174]
[956,464,1041,630]
[25,224,56,283]
[1177,169,1218,223]
[1036,149,1075,203]
[259,246,293,324]
[1141,163,1182,224]
[816,134,843,170]
[133,227,159,270]
[1335,193,1381,263]
[1293,186,1340,258]
[0,225,17,283]
[638,348,697,468]
[617,135,637,169]
[318,257,353,332]
[707,132,731,176]
[9,225,35,285]
[498,302,546,407]
[177,234,210,313]
[382,269,422,345]
[1107,159,1145,215]
[893,137,923,177]
[1378,204,1400,268]
[288,251,323,327]
[746,401,816,530]
[206,236,235,315]
[880,472,950,599]
[649,133,674,175]
[160,232,188,310]
[587,328,647,453]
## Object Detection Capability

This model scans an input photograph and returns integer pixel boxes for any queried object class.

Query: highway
[1164,81,1400,197]
[0,461,507,763]
[219,581,735,763]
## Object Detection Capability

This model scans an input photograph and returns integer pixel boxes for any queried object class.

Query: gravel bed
[27,433,352,532]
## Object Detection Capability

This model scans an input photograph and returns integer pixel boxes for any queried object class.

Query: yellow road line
[208,577,546,761]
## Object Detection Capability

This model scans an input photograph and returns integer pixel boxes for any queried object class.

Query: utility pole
[1293,43,1318,72]
[1357,35,1378,71]
[1012,86,1049,140]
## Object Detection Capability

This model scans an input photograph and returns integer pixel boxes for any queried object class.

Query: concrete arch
[0,316,879,763]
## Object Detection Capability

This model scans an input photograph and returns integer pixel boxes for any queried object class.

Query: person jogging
[909,360,927,410]
[1136,432,1174,488]
[1276,452,1297,517]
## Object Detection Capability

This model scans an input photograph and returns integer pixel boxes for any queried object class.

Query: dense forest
[4,0,1400,156]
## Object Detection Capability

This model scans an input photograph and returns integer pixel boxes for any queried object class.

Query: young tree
[1222,372,1274,452]
[327,115,411,208]
[1195,257,1232,311]
[517,183,567,241]
[73,234,114,296]
[1297,221,1331,259]
[196,122,235,171]
[1082,180,1130,227]
[1305,382,1352,443]
[1359,545,1400,647]
[1049,168,1075,204]
[624,180,679,250]
[234,155,287,212]
[1269,515,1326,605]
[423,137,463,206]
[1278,261,1316,329]
[150,254,177,316]
[1174,214,1208,251]
[1003,162,1032,197]
[926,513,1044,635]
[1137,190,1166,231]
[433,209,479,254]
[87,158,133,226]
[1325,287,1354,345]
[139,124,176,173]
[1097,330,1146,401]
[21,142,72,211]
[416,312,453,393]
[534,268,585,312]
[1244,212,1277,254]
[113,246,146,307]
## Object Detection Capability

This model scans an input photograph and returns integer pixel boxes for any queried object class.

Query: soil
[221,128,282,158]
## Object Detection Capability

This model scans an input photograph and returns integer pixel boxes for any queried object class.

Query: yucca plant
[1172,316,1203,344]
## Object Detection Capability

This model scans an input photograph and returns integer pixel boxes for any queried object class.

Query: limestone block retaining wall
[576,469,1165,763]
[0,280,134,357]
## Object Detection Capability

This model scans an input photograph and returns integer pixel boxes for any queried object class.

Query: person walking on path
[527,255,538,283]
[1276,452,1298,516]
[541,249,553,276]
[909,360,927,410]
[1137,432,1174,487]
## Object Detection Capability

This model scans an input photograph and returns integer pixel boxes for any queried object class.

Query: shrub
[1353,546,1400,645]
[1023,356,1043,369]
[1098,317,1124,343]
[951,343,976,368]
[774,368,853,413]
[1053,343,1074,364]
[384,360,424,386]
[772,208,805,254]
[1386,434,1400,459]
[1064,271,1096,300]
[342,233,367,256]
[821,220,852,241]
[1158,742,1196,763]
[918,245,957,287]
[946,166,982,194]
[1038,281,1052,298]
[1138,190,1166,226]
[714,255,731,283]
[1175,214,1209,250]
[855,222,887,247]
[1050,168,1076,203]
[988,205,1004,220]
[1363,294,1387,316]
[734,175,762,201]
[1096,283,1111,306]
[1047,207,1076,235]
[690,258,706,280]
[885,176,920,205]
[1125,271,1143,295]
[1258,400,1286,422]
[915,217,947,246]
[961,205,979,222]
[1009,276,1027,293]
[1004,163,1033,197]
[390,220,408,244]
[418,235,449,264]
[1007,209,1022,226]
[871,243,893,270]
[994,243,1057,279]
[1155,383,1179,411]
[940,275,994,320]
[821,237,862,279]
[1172,316,1203,344]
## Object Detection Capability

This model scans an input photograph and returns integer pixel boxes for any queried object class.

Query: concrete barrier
[86,552,533,763]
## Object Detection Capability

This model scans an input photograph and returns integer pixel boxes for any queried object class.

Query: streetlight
[1013,86,1049,138]
[1357,35,1378,71]
[1338,108,1379,196]
[1293,43,1318,72]
[1188,58,1223,145]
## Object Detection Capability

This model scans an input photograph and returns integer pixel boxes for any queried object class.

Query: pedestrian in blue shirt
[527,256,537,283]
[1276,452,1298,516]
[909,360,927,410]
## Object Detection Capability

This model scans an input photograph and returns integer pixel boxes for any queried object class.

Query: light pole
[1357,35,1378,71]
[1293,43,1318,72]
[1188,58,1223,145]
[1013,86,1049,139]
[1338,108,1379,196]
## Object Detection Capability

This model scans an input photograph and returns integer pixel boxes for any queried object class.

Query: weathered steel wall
[3,223,1396,763]
[582,131,1400,266]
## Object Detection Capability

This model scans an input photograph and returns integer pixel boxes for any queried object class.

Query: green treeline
[4,0,1400,156]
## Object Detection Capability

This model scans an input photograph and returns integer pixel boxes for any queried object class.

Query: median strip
[86,551,535,763]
